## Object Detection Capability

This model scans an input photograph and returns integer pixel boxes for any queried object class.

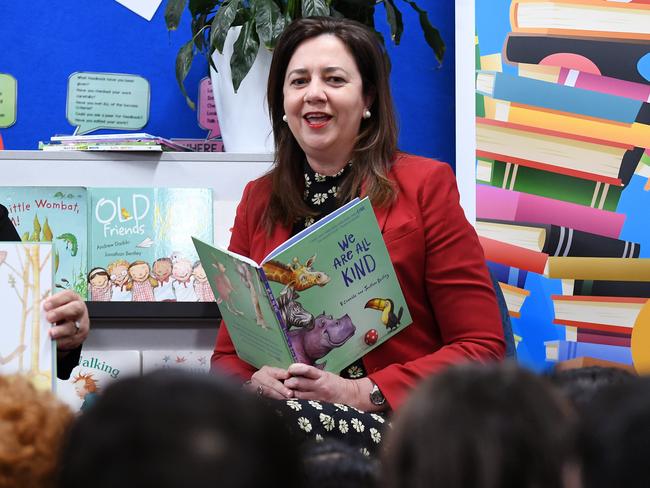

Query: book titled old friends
[193,197,412,373]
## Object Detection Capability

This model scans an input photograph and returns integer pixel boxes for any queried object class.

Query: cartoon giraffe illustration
[262,255,330,291]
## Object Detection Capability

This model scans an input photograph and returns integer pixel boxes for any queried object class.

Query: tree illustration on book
[0,243,54,390]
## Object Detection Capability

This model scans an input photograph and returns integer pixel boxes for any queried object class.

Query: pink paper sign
[198,77,220,139]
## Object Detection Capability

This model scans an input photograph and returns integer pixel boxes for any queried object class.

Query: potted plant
[165,0,445,151]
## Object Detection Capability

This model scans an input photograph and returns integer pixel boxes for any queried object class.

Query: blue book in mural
[487,260,528,288]
[88,188,213,302]
[476,70,647,124]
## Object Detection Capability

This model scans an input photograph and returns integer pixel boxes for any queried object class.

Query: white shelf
[0,150,274,201]
[0,150,274,351]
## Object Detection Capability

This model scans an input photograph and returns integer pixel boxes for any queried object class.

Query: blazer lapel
[361,176,391,234]
[265,222,292,259]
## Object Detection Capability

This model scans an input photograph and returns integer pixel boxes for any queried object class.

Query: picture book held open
[193,197,412,373]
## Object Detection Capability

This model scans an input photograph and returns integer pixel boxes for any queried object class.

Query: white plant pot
[210,27,274,153]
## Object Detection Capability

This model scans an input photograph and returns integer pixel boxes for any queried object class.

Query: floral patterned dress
[270,161,388,457]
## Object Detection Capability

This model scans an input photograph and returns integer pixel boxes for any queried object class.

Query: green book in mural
[477,158,624,212]
[0,187,88,298]
[193,197,412,373]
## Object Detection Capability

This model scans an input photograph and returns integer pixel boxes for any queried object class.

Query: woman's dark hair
[383,362,579,488]
[265,16,398,231]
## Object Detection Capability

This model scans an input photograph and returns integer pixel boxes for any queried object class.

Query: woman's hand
[247,366,294,400]
[44,290,90,353]
[285,363,373,410]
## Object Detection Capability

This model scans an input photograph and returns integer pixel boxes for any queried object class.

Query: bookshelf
[0,150,273,350]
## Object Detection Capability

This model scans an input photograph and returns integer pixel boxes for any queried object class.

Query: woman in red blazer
[212,18,505,419]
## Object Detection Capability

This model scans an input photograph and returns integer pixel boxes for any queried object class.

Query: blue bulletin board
[0,1,455,165]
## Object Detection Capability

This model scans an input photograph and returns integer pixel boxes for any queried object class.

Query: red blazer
[212,154,505,409]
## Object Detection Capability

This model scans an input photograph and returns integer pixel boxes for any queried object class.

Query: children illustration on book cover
[88,187,213,302]
[88,267,112,301]
[192,261,215,302]
[71,372,99,411]
[56,350,141,411]
[128,261,158,302]
[108,259,132,301]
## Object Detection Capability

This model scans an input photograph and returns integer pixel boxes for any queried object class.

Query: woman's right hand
[246,366,294,400]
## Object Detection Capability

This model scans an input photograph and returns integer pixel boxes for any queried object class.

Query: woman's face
[283,34,369,172]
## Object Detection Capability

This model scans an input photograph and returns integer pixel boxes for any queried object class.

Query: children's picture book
[45,133,192,152]
[0,186,214,302]
[0,187,87,298]
[88,188,213,302]
[56,350,141,412]
[141,350,212,374]
[193,197,412,373]
[0,242,55,390]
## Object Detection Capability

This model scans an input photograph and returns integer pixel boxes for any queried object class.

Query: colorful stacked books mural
[0,187,213,302]
[475,0,650,371]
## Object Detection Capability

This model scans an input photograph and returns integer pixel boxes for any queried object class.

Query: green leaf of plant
[230,19,260,92]
[383,0,403,44]
[210,0,241,54]
[273,13,290,43]
[165,0,188,30]
[189,0,219,17]
[331,0,375,26]
[403,0,445,62]
[302,0,330,17]
[191,13,209,51]
[175,39,197,109]
[255,0,282,49]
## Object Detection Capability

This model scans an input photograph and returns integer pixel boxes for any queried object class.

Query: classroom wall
[0,1,455,166]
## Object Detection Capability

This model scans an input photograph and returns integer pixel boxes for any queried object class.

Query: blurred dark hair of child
[382,362,580,488]
[0,374,73,488]
[580,375,650,488]
[58,369,301,488]
[300,438,379,488]
[547,364,636,413]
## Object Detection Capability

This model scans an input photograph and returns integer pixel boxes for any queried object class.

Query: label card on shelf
[66,72,150,135]
[0,74,17,128]
[198,77,221,140]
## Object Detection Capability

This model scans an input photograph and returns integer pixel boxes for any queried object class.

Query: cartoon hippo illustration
[287,313,356,369]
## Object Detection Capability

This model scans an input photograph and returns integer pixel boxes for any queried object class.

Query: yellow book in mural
[545,257,650,281]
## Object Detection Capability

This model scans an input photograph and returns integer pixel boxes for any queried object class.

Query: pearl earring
[362,109,371,119]
[282,114,288,122]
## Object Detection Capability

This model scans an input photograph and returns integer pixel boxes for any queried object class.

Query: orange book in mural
[510,0,650,40]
